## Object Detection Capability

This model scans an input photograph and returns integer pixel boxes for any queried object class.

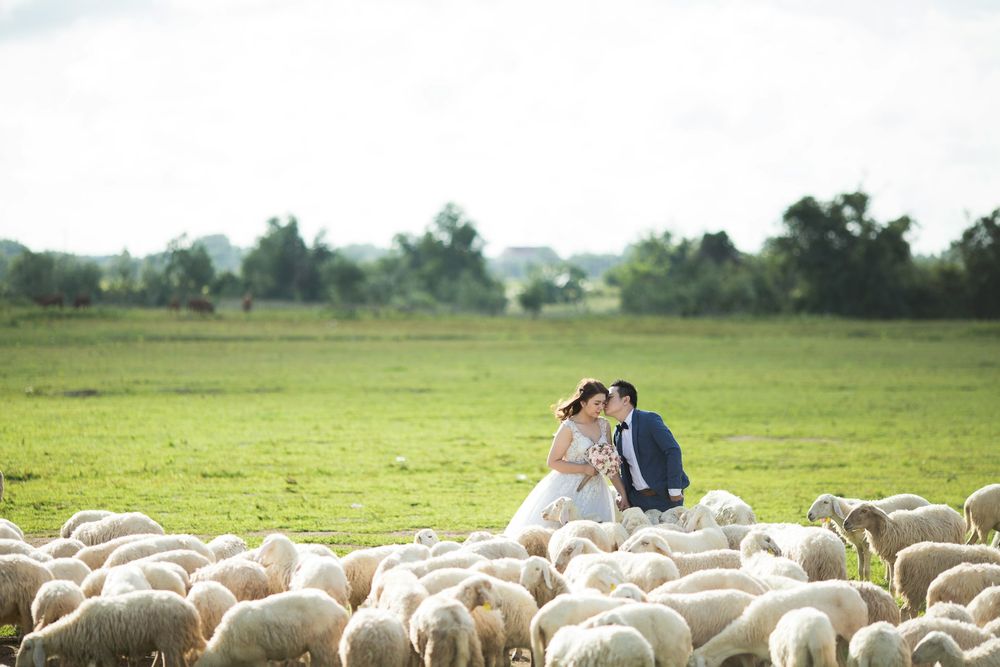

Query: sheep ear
[542,564,553,589]
[833,500,848,520]
[33,641,46,667]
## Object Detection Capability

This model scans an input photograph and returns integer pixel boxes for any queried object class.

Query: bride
[505,378,630,535]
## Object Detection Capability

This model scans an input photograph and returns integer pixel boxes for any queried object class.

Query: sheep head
[622,530,672,556]
[843,503,889,533]
[740,530,781,558]
[807,494,839,522]
[554,538,596,572]
[414,529,439,547]
[912,631,963,666]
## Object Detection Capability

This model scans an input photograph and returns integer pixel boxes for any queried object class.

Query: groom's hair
[611,379,637,407]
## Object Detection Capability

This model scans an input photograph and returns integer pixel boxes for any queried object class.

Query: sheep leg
[992,530,999,548]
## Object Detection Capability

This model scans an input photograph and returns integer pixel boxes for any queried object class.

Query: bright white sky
[1,0,998,259]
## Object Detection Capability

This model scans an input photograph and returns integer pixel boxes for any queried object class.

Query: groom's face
[606,387,627,418]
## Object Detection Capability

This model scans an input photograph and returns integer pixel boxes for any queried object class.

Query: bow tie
[614,422,629,442]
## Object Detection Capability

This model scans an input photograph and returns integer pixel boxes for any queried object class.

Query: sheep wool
[338,607,411,667]
[186,581,237,641]
[30,580,84,631]
[769,607,838,667]
[69,512,164,547]
[964,484,1000,546]
[847,621,911,667]
[545,624,655,667]
[0,554,54,631]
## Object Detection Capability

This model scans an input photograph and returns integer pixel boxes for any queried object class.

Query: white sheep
[581,602,693,667]
[847,621,911,667]
[340,544,401,609]
[374,568,429,634]
[652,567,768,596]
[298,542,338,560]
[196,589,348,667]
[437,576,507,667]
[620,530,742,576]
[431,540,463,557]
[38,538,85,559]
[965,484,1000,546]
[807,493,930,580]
[0,539,49,562]
[186,581,237,641]
[508,525,553,558]
[699,490,757,526]
[561,546,680,592]
[893,543,1000,619]
[252,533,300,594]
[897,616,995,657]
[17,590,204,667]
[546,624,655,666]
[30,580,84,631]
[548,520,614,560]
[913,631,1000,667]
[58,509,114,538]
[969,586,1000,627]
[688,582,868,667]
[461,537,530,560]
[466,531,495,543]
[415,528,440,547]
[73,532,161,569]
[622,507,654,535]
[69,511,164,546]
[471,557,524,583]
[104,534,214,568]
[44,557,92,585]
[289,554,351,607]
[456,572,537,657]
[929,564,1000,608]
[927,603,977,624]
[206,534,247,561]
[101,564,152,596]
[0,524,23,541]
[648,589,756,648]
[650,504,728,553]
[189,557,269,601]
[520,555,571,608]
[849,580,902,625]
[740,530,809,582]
[611,582,649,601]
[418,567,479,595]
[338,607,411,667]
[530,593,631,664]
[409,595,485,667]
[0,554,54,632]
[131,548,213,575]
[742,523,848,582]
[844,503,965,590]
[768,607,838,667]
[570,562,626,595]
[137,561,189,596]
[721,524,753,549]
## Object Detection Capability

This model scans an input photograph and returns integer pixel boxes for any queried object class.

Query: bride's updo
[553,378,609,420]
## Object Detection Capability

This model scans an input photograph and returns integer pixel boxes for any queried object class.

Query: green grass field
[2,306,998,578]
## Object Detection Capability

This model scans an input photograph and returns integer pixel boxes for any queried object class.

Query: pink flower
[577,442,621,491]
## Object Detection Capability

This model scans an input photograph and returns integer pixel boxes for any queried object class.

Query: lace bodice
[563,418,610,464]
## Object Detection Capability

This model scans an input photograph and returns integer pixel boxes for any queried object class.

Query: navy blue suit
[615,408,690,512]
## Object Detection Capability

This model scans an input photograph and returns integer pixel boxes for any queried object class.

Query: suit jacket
[615,408,689,495]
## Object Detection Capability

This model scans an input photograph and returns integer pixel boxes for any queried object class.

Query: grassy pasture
[1,306,998,579]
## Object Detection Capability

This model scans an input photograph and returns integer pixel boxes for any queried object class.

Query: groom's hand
[669,494,684,503]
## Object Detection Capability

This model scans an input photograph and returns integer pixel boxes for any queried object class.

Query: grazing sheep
[807,493,930,581]
[769,607,838,667]
[0,519,23,539]
[520,555,571,608]
[17,590,204,667]
[570,562,626,595]
[927,603,976,624]
[622,530,742,576]
[645,509,664,524]
[0,539,49,561]
[253,533,300,594]
[59,509,114,539]
[101,564,151,596]
[512,525,554,559]
[0,524,24,541]
[466,531,495,543]
[44,557,92,585]
[647,504,728,553]
[530,593,631,664]
[546,624,655,666]
[965,485,1000,546]
[847,621,911,667]
[897,616,994,658]
[374,568,429,633]
[38,538,85,559]
[190,557,270,601]
[722,524,754,550]
[699,490,757,526]
[844,503,965,590]
[131,548,213,575]
[653,568,768,596]
[339,607,411,667]
[196,589,349,667]
[913,631,1000,667]
[611,582,649,601]
[548,521,615,560]
[929,564,1000,608]
[436,576,507,667]
[455,572,538,657]
[0,554,54,632]
[431,541,463,557]
[186,581,237,641]
[648,590,756,648]
[341,544,400,609]
[30,580,84,631]
[747,523,848,582]
[69,512,164,546]
[289,554,351,607]
[622,507,654,535]
[137,561,189,596]
[104,534,214,568]
[740,530,809,582]
[206,534,247,561]
[471,557,524,583]
[985,618,1000,636]
[74,533,161,569]
[893,543,1000,619]
[298,542,338,559]
[849,580,902,625]
[688,582,868,667]
[581,602,693,667]
[418,567,477,595]
[462,537,530,560]
[969,587,1000,627]
[409,595,485,667]
[562,547,680,592]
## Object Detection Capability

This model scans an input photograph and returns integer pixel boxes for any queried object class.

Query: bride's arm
[608,471,630,508]
[546,425,597,476]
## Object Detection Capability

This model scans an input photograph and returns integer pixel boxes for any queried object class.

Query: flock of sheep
[0,481,998,666]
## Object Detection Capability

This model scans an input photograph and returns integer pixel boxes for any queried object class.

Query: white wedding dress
[504,417,618,535]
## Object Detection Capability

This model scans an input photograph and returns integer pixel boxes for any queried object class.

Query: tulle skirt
[504,469,617,536]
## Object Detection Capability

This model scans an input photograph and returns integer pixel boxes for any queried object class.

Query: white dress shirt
[619,409,682,497]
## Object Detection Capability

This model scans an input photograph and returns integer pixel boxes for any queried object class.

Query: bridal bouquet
[577,442,622,491]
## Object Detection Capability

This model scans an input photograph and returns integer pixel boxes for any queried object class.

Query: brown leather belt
[638,488,658,497]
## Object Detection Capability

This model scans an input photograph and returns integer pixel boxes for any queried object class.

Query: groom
[605,379,689,512]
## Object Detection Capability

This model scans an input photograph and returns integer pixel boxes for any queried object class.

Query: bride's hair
[553,378,609,420]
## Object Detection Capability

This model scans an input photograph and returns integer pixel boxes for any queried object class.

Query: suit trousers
[626,488,683,512]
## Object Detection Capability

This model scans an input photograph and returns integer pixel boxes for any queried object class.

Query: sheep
[375,568,429,631]
[893,543,1000,619]
[929,564,1000,607]
[105,534,214,569]
[0,523,24,541]
[699,490,757,526]
[409,595,485,667]
[612,582,649,601]
[648,590,756,648]
[897,616,994,657]
[206,534,247,561]
[44,557,92,585]
[288,554,351,607]
[546,624,655,666]
[570,562,626,595]
[17,590,204,667]
[548,520,614,560]
[38,538,85,559]
[623,507,654,535]
[844,503,965,590]
[970,587,1000,627]
[0,539,49,561]
[371,551,484,603]
[984,618,1000,637]
[368,543,433,590]
[740,530,809,582]
[530,593,631,664]
[129,549,213,577]
[646,504,727,553]
[456,572,537,657]
[621,530,742,576]
[420,567,479,594]
[466,531,495,543]
[849,580,902,625]
[69,511,164,546]
[688,582,868,667]
[652,568,768,596]
[561,546,681,592]
[298,542,338,559]
[74,532,161,569]
[768,607,838,667]
[80,567,109,597]
[437,576,507,667]
[913,631,1000,667]
[927,603,977,624]
[431,540,463,557]
[136,561,189,596]
[189,557,270,601]
[252,532,301,594]
[0,554,54,632]
[580,602,693,667]
[807,493,930,580]
[722,524,753,550]
[415,528,440,547]
[462,537,530,560]
[847,621,911,667]
[338,607,411,667]
[59,509,114,538]
[520,555,571,608]
[102,564,152,596]
[186,581,237,641]
[196,589,349,667]
[341,544,401,609]
[471,557,524,583]
[30,580,84,631]
[965,484,1000,546]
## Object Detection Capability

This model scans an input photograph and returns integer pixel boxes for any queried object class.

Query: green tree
[7,251,57,298]
[164,236,215,300]
[242,217,313,300]
[953,208,1000,318]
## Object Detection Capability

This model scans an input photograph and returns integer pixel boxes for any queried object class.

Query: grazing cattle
[168,297,181,311]
[34,293,64,308]
[73,294,91,309]
[188,297,215,314]
[242,293,253,313]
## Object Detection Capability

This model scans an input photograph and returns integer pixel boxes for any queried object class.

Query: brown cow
[73,294,91,309]
[187,297,215,314]
[33,293,64,308]
[242,293,253,313]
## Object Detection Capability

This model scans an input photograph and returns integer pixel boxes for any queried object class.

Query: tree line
[0,192,997,318]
